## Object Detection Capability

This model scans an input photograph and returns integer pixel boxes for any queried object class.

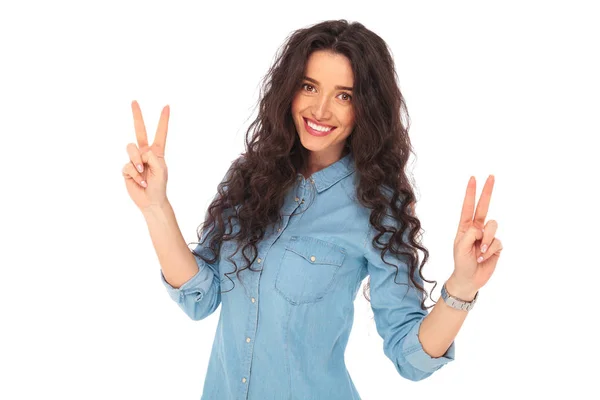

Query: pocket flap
[285,236,346,266]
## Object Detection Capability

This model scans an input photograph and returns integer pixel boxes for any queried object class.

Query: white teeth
[307,119,333,132]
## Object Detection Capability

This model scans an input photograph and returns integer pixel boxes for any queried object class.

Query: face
[291,50,355,165]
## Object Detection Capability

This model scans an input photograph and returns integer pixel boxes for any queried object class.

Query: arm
[417,277,476,358]
[420,174,502,357]
[147,158,243,320]
[144,201,200,288]
[144,201,221,321]
[364,225,455,382]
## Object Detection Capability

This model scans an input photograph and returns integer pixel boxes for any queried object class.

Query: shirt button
[257,258,262,263]
[295,197,299,202]
[251,297,256,303]
[277,228,281,232]
[310,256,316,262]
[300,199,304,204]
[242,377,247,383]
[246,337,251,343]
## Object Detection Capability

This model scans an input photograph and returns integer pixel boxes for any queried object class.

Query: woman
[122,19,502,400]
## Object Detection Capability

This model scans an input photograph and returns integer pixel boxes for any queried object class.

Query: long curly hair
[191,19,437,310]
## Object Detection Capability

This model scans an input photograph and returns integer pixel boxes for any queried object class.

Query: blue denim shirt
[160,152,455,399]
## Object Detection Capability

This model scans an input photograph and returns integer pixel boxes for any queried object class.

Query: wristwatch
[441,282,478,311]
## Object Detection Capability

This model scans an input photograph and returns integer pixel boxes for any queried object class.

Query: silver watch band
[441,282,478,311]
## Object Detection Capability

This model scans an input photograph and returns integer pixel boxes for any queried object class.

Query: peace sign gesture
[449,175,504,299]
[122,100,171,212]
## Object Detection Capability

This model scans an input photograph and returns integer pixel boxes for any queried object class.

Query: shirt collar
[296,151,356,193]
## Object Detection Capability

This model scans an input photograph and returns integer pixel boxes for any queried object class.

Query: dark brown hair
[192,19,437,310]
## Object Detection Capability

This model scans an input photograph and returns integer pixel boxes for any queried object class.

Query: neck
[300,148,350,179]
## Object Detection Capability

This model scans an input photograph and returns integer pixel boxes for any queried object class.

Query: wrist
[142,200,172,219]
[445,276,478,301]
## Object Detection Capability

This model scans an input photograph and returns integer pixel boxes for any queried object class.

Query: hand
[450,175,503,299]
[122,100,170,212]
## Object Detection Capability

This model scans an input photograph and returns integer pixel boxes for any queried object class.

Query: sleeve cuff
[159,256,215,304]
[402,318,456,373]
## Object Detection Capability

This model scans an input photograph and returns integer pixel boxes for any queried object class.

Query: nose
[311,95,332,121]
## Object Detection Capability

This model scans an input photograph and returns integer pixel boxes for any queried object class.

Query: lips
[303,117,336,137]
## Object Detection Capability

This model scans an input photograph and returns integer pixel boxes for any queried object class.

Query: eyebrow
[303,76,353,91]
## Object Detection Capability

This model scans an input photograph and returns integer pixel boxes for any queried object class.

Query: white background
[1,0,598,399]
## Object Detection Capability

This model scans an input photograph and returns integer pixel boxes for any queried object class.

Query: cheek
[291,99,297,114]
[341,109,355,129]
[291,94,302,115]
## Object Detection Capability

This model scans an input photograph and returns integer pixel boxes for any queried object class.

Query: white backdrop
[1,0,598,399]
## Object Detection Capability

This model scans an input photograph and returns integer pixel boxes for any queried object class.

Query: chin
[298,130,330,151]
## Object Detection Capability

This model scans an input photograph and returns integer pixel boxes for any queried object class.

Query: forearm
[417,276,478,358]
[142,201,199,288]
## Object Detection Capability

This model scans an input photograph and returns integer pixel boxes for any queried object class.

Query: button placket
[241,243,266,393]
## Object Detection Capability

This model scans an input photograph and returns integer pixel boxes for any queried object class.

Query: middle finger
[131,100,149,149]
[152,105,170,157]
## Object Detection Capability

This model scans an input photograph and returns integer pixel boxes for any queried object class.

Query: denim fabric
[160,152,455,399]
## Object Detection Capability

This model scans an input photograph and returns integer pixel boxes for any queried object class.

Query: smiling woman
[291,51,356,169]
[124,18,501,400]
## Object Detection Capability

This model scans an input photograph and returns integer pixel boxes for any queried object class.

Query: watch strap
[441,282,478,311]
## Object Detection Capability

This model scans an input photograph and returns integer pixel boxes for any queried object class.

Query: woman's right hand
[122,100,170,212]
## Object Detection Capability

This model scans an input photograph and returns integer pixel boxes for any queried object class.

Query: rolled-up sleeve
[160,243,222,321]
[402,317,455,375]
[364,224,455,381]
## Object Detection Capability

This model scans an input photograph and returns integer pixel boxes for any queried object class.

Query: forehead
[304,50,354,86]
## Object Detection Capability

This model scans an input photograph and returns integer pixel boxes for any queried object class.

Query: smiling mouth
[303,117,336,133]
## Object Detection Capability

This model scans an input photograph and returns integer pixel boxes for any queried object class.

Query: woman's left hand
[449,175,503,299]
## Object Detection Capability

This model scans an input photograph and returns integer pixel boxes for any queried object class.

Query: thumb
[141,149,157,169]
[457,224,484,252]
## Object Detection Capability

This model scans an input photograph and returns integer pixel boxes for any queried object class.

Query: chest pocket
[275,235,346,305]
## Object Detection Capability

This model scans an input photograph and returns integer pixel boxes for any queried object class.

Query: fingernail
[477,256,484,263]
[481,244,487,253]
[141,180,147,187]
[137,164,144,173]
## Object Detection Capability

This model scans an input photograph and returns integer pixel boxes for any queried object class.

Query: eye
[302,83,316,92]
[338,92,352,102]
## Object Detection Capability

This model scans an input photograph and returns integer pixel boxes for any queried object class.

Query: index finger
[473,174,495,228]
[131,100,149,150]
[152,105,170,156]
